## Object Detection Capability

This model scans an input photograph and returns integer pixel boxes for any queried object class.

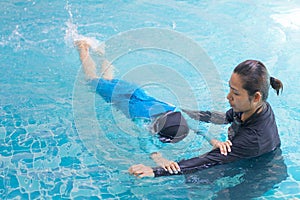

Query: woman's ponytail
[270,77,283,95]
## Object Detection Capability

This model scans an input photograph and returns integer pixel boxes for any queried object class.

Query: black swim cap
[156,111,189,143]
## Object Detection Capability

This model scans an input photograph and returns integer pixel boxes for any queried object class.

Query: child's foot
[75,40,90,60]
[75,37,105,56]
[84,37,105,56]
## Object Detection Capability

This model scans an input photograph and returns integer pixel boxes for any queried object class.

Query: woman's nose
[227,93,232,101]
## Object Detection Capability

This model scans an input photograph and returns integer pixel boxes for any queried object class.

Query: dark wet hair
[233,60,283,101]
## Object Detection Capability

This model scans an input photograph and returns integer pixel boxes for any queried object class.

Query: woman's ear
[253,92,262,103]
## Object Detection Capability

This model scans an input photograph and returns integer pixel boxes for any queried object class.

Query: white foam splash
[64,1,105,54]
[271,8,300,30]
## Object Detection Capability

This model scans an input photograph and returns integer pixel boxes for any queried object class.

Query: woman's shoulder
[245,102,275,128]
[261,102,275,118]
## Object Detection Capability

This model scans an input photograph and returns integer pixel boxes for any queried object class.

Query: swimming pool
[1,0,300,199]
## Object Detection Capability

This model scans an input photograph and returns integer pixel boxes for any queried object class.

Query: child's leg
[76,40,114,81]
[101,59,114,80]
[76,40,99,80]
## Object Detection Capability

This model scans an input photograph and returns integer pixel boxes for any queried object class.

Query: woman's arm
[129,138,251,178]
[129,143,235,178]
[128,149,226,178]
[153,131,263,177]
[153,147,239,177]
[182,109,227,124]
[182,109,228,124]
[132,120,270,178]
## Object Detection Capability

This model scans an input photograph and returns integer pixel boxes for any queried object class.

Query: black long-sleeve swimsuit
[153,102,281,177]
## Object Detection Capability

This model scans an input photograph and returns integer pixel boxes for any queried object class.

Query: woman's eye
[229,89,239,96]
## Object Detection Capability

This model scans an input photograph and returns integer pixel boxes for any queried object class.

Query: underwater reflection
[184,148,288,199]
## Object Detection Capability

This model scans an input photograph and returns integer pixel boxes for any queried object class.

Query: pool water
[1,0,300,199]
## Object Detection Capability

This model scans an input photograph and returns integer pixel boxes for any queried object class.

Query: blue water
[1,0,300,199]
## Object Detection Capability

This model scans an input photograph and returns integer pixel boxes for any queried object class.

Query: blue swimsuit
[90,78,176,119]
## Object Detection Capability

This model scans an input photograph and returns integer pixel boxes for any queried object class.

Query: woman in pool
[129,60,283,177]
[76,40,190,170]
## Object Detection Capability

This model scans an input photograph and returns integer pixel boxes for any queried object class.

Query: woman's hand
[211,139,232,156]
[128,164,155,178]
[151,152,181,174]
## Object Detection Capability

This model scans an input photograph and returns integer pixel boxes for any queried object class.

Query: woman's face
[227,73,255,113]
